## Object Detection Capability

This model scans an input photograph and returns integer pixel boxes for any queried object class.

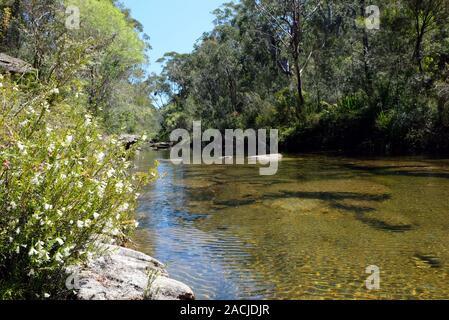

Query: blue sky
[122,0,228,75]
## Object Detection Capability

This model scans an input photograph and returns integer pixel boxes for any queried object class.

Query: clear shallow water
[132,150,449,300]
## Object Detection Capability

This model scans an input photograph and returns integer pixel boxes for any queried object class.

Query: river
[132,150,449,300]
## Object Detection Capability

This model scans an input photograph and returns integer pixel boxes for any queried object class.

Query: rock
[269,198,324,214]
[150,142,173,150]
[413,254,442,269]
[119,134,140,150]
[248,154,283,162]
[0,53,35,74]
[71,245,195,301]
[148,276,195,301]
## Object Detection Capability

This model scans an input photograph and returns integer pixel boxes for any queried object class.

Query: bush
[0,75,155,299]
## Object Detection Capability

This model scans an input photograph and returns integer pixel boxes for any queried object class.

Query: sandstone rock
[119,134,140,150]
[71,245,194,301]
[0,53,35,74]
[148,276,195,301]
[269,198,324,214]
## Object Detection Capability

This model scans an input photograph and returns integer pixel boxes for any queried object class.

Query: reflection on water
[133,150,449,300]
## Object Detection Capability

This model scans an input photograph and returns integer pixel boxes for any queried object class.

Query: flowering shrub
[0,75,155,299]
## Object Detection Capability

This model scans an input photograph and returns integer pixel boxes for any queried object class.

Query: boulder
[150,142,173,150]
[148,277,195,301]
[248,153,283,162]
[0,53,35,74]
[119,134,140,150]
[70,245,194,301]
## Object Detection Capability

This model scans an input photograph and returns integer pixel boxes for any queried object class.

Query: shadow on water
[343,163,449,180]
[185,185,405,233]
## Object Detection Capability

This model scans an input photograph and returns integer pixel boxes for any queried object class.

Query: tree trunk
[291,0,304,116]
[360,0,373,95]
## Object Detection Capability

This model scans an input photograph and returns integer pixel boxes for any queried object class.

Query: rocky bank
[68,245,195,300]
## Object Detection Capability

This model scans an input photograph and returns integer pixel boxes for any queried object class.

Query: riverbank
[70,244,195,300]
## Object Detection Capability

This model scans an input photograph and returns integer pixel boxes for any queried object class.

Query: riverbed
[132,150,449,300]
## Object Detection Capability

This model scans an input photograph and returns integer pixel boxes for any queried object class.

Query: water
[132,150,449,300]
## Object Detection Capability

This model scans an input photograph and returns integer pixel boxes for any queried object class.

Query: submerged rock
[71,245,194,301]
[413,254,442,269]
[269,198,324,214]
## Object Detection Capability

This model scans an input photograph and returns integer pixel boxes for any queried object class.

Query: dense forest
[1,0,160,136]
[155,0,449,155]
[1,0,449,300]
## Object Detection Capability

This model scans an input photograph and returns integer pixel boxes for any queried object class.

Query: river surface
[132,150,449,300]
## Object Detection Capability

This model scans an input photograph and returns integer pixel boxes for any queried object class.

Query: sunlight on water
[132,150,449,300]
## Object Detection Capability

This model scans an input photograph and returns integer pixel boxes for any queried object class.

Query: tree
[405,0,446,72]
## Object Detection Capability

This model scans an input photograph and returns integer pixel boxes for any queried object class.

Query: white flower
[42,101,50,112]
[44,293,51,298]
[28,269,35,276]
[49,88,59,95]
[76,220,84,229]
[96,152,105,164]
[84,114,93,126]
[19,120,29,127]
[55,253,64,263]
[134,221,140,228]
[115,181,124,193]
[15,246,20,254]
[118,203,129,212]
[55,238,64,246]
[44,204,53,211]
[93,212,100,220]
[10,201,17,210]
[106,168,116,178]
[28,248,38,256]
[27,106,36,115]
[17,142,27,155]
[63,246,73,257]
[65,135,74,145]
[31,174,41,185]
[48,143,55,153]
[142,134,148,141]
[57,210,63,217]
[97,182,107,198]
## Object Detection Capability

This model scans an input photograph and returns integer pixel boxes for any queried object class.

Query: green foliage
[157,0,449,155]
[0,75,155,300]
[0,0,159,135]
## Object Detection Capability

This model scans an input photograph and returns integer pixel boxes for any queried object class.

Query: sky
[122,0,227,75]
